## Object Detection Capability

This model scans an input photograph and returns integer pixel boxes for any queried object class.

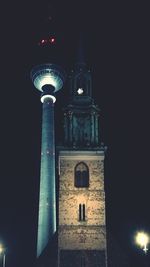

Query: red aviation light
[49,37,55,44]
[38,36,56,46]
[38,39,47,46]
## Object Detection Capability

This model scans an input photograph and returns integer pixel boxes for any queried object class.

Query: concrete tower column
[37,91,56,257]
[30,64,66,258]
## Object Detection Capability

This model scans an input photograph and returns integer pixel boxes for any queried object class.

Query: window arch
[74,162,89,187]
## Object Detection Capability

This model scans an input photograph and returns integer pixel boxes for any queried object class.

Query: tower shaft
[37,97,56,257]
[57,48,107,266]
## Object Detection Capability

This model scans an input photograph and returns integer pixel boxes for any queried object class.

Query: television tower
[30,63,66,257]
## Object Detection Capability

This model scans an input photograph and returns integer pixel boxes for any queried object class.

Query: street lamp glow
[0,244,3,253]
[0,244,6,267]
[135,231,149,253]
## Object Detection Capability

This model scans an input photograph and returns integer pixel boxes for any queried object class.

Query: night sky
[0,1,150,266]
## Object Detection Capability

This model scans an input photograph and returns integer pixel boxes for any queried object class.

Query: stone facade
[58,150,107,267]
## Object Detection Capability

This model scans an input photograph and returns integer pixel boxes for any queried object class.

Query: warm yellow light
[136,232,149,247]
[0,244,4,253]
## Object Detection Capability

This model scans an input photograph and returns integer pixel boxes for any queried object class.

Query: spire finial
[75,32,86,69]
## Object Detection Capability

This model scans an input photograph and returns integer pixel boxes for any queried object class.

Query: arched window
[75,162,89,187]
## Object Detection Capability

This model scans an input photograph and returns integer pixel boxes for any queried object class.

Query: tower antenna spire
[75,31,87,69]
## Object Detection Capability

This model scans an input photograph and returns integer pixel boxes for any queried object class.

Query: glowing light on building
[77,88,84,95]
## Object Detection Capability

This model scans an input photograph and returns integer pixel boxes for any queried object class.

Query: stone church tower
[57,45,107,267]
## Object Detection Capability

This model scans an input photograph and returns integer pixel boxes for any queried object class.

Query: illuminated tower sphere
[31,63,66,257]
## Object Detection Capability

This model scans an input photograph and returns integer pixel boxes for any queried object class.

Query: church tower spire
[69,34,92,102]
[63,37,100,149]
[75,33,86,69]
[58,36,107,267]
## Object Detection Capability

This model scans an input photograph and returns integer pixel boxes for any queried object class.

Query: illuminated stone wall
[58,150,107,266]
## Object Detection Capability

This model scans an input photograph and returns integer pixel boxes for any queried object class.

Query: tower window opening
[79,204,86,221]
[75,162,89,187]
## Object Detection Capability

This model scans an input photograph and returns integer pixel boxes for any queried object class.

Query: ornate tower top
[62,36,102,149]
[68,35,92,105]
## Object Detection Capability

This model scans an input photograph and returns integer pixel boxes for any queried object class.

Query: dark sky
[0,1,150,266]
